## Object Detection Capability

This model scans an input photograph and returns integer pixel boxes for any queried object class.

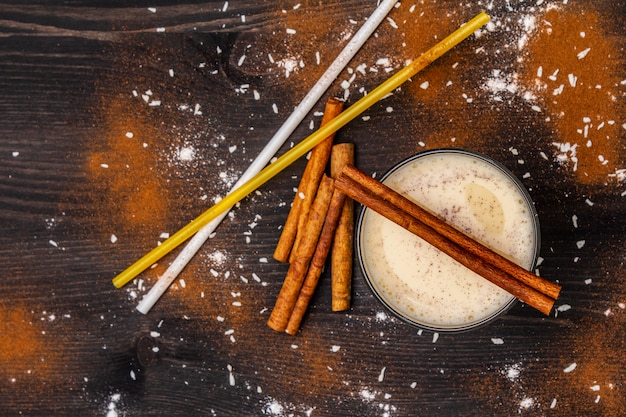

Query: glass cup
[356,149,541,332]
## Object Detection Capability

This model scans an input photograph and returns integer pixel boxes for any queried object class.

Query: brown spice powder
[0,306,52,379]
[520,5,625,185]
[86,96,171,242]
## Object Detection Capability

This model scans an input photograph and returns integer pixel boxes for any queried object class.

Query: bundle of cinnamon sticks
[268,98,355,335]
[268,98,561,336]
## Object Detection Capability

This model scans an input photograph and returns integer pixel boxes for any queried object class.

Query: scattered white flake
[568,73,578,87]
[156,27,166,33]
[550,398,558,409]
[286,28,297,35]
[331,345,341,353]
[590,384,601,391]
[49,240,58,248]
[238,55,246,66]
[105,393,122,417]
[360,389,376,401]
[130,369,136,380]
[227,364,235,386]
[272,103,279,114]
[12,151,19,157]
[386,106,393,113]
[377,367,386,382]
[577,48,591,59]
[553,84,565,96]
[519,397,535,410]
[563,363,577,373]
[177,146,195,162]
[585,278,593,285]
[572,215,578,228]
[110,234,118,243]
[148,7,156,13]
[484,69,519,98]
[432,332,439,343]
[101,163,109,168]
[491,338,505,345]
[263,398,286,416]
[576,240,585,249]
[259,257,268,263]
[419,81,429,90]
[557,304,572,313]
[585,198,594,206]
[125,131,134,138]
[376,58,391,67]
[149,100,161,106]
[222,1,228,12]
[375,311,389,322]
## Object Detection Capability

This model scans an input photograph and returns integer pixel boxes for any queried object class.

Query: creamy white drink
[358,150,539,331]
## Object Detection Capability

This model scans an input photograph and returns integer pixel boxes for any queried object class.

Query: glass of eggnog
[356,149,540,332]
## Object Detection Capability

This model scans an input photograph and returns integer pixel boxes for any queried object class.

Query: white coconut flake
[557,304,572,312]
[577,48,591,59]
[227,364,235,386]
[563,362,577,373]
[377,367,386,382]
[491,338,505,345]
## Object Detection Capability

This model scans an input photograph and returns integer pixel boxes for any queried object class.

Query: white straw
[136,0,399,314]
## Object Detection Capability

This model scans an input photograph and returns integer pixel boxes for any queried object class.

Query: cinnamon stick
[329,143,355,311]
[340,164,561,300]
[286,188,347,335]
[268,175,335,332]
[335,166,560,316]
[273,98,345,263]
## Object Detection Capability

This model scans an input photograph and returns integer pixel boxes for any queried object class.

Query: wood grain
[1,1,625,416]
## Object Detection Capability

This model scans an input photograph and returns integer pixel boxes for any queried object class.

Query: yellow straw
[112,11,491,288]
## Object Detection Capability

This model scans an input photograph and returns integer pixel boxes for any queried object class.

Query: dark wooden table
[1,1,625,416]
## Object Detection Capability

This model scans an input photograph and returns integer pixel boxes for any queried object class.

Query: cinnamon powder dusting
[0,306,54,380]
[87,96,171,243]
[520,5,626,185]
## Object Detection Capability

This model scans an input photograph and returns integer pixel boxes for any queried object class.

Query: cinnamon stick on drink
[335,165,561,316]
